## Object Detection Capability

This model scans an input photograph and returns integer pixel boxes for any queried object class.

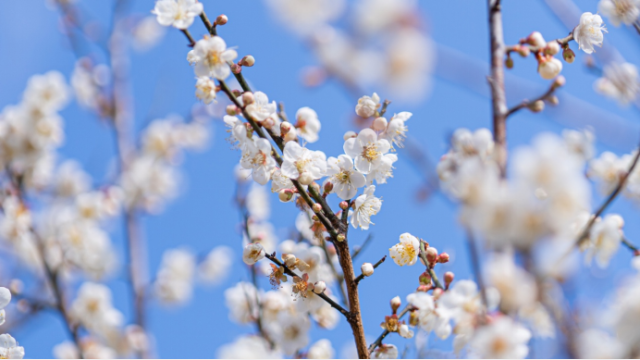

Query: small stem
[378,100,391,117]
[507,82,560,117]
[368,304,413,353]
[231,65,252,93]
[622,236,639,253]
[181,29,196,47]
[277,103,290,123]
[199,11,216,35]
[354,255,386,285]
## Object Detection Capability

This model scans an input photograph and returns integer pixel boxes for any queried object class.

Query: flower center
[206,50,221,67]
[362,143,379,161]
[491,337,509,355]
[295,158,311,173]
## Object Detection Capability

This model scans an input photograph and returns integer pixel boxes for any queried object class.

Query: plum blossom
[584,213,624,268]
[350,185,382,230]
[295,107,321,143]
[70,282,124,339]
[594,62,640,105]
[240,138,277,185]
[598,0,640,26]
[225,282,260,324]
[573,12,607,54]
[325,155,366,200]
[389,233,420,266]
[217,335,282,359]
[468,317,531,359]
[189,36,237,80]
[0,334,24,359]
[538,57,563,79]
[355,93,380,118]
[406,292,451,339]
[366,153,397,185]
[380,112,411,149]
[265,312,310,356]
[153,249,196,305]
[152,0,203,29]
[344,128,390,174]
[242,243,265,265]
[307,339,335,359]
[195,77,216,104]
[0,287,10,326]
[371,344,398,359]
[198,246,233,285]
[281,141,327,184]
[245,92,277,122]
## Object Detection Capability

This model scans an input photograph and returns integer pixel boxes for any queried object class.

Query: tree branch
[368,304,413,354]
[354,255,386,285]
[507,80,561,117]
[488,0,508,177]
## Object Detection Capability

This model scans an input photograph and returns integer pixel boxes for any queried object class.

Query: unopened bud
[516,45,530,57]
[416,284,431,292]
[547,95,559,106]
[553,75,566,88]
[240,55,255,67]
[309,182,320,193]
[544,41,560,56]
[313,281,327,294]
[527,31,546,48]
[505,57,514,69]
[634,249,640,257]
[338,202,349,211]
[298,172,313,185]
[444,271,455,287]
[361,262,374,277]
[226,104,239,116]
[283,253,297,268]
[419,272,431,285]
[324,181,333,194]
[372,117,388,131]
[312,203,322,213]
[390,296,401,312]
[433,288,444,299]
[438,252,450,264]
[280,121,292,134]
[278,189,294,202]
[409,311,420,326]
[528,100,545,113]
[343,131,357,141]
[232,89,242,97]
[242,92,254,105]
[563,48,575,63]
[283,130,297,142]
[231,63,242,74]
[336,234,345,242]
[426,247,438,265]
[215,14,228,26]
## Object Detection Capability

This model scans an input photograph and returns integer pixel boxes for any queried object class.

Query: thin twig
[507,82,560,117]
[181,29,196,47]
[368,304,413,353]
[622,236,640,253]
[199,11,216,35]
[465,229,487,307]
[378,100,392,117]
[264,253,350,318]
[354,255,386,285]
[505,33,574,55]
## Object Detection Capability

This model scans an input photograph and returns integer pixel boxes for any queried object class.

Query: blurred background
[0,0,639,358]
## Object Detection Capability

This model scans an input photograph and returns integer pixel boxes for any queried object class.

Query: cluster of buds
[380,297,414,339]
[420,241,449,269]
[505,31,575,81]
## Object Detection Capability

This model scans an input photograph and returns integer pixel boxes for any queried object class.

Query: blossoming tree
[1,0,640,358]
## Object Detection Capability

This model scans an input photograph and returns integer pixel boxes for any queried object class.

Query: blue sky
[1,0,640,358]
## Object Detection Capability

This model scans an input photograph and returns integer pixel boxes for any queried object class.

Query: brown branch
[574,143,640,248]
[507,81,560,117]
[378,100,391,117]
[505,33,574,56]
[181,29,196,47]
[199,11,216,36]
[354,255,386,285]
[368,304,413,354]
[622,236,640,254]
[317,234,348,306]
[488,0,508,178]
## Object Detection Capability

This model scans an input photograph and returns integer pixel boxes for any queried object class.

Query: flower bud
[283,253,297,268]
[313,281,326,294]
[528,100,545,113]
[563,48,575,63]
[426,247,438,265]
[226,104,239,116]
[538,57,563,80]
[215,14,228,26]
[553,75,566,88]
[438,252,450,264]
[339,201,349,210]
[544,41,560,56]
[505,57,514,69]
[280,121,292,135]
[516,46,530,57]
[372,117,388,131]
[231,63,242,74]
[242,92,254,105]
[343,131,357,141]
[298,172,313,185]
[283,130,297,142]
[444,271,455,288]
[324,181,333,194]
[312,203,322,213]
[547,95,559,106]
[416,284,431,292]
[409,311,419,326]
[390,296,401,312]
[232,89,242,97]
[419,271,431,285]
[336,234,345,242]
[240,55,255,67]
[262,118,275,129]
[527,31,546,48]
[278,189,294,202]
[361,262,374,277]
[242,243,265,265]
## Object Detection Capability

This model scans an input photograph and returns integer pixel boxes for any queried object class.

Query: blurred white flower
[154,249,196,305]
[0,334,24,359]
[70,283,123,340]
[307,339,335,359]
[573,12,607,54]
[468,317,531,359]
[152,0,203,29]
[295,107,321,143]
[406,292,451,339]
[355,93,380,118]
[225,282,260,324]
[217,335,282,359]
[594,62,640,105]
[576,329,625,359]
[584,213,624,268]
[265,0,345,35]
[371,344,398,359]
[133,16,166,51]
[598,0,640,26]
[198,246,233,285]
[195,77,216,104]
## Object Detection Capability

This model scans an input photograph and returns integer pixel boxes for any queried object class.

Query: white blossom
[307,339,335,359]
[0,334,24,359]
[246,183,270,221]
[584,214,624,268]
[594,62,640,105]
[195,77,216,104]
[154,248,196,305]
[598,0,640,26]
[325,155,366,200]
[355,93,380,118]
[246,92,277,122]
[22,71,69,115]
[198,246,233,285]
[0,287,10,326]
[371,344,398,359]
[469,317,531,359]
[217,335,282,359]
[295,107,321,143]
[573,12,607,54]
[389,233,420,266]
[366,153,397,185]
[280,141,327,183]
[538,57,563,79]
[344,128,390,174]
[152,0,203,29]
[225,282,260,324]
[242,243,265,265]
[70,283,123,339]
[406,292,451,339]
[240,138,277,185]
[576,329,625,359]
[190,36,237,80]
[485,253,537,312]
[350,185,382,230]
[380,112,411,149]
[132,16,166,51]
[265,311,310,356]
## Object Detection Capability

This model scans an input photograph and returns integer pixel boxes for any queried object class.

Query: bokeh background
[1,0,639,358]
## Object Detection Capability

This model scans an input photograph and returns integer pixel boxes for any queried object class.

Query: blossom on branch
[152,0,203,30]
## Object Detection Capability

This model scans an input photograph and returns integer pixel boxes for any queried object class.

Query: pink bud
[544,41,560,56]
[372,117,388,131]
[528,100,545,113]
[231,63,242,74]
[324,181,333,194]
[339,201,349,210]
[280,121,292,135]
[426,247,438,265]
[419,271,431,285]
[226,104,238,116]
[298,172,313,185]
[563,48,575,63]
[242,92,254,105]
[444,272,454,287]
[437,253,450,264]
[278,189,294,202]
[416,284,431,292]
[527,31,546,48]
[312,203,322,213]
[553,75,566,88]
[215,14,228,26]
[240,55,255,67]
